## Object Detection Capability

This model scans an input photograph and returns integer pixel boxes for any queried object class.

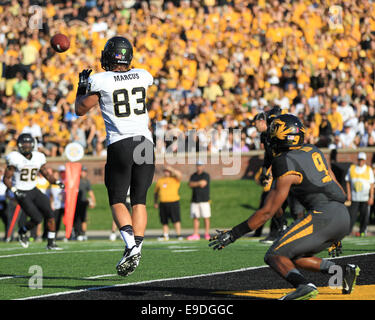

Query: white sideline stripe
[0,247,199,259]
[83,274,117,279]
[16,252,375,300]
[0,241,198,258]
[0,248,123,259]
[0,275,27,281]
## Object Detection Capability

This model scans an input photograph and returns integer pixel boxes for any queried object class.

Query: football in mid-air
[50,34,70,53]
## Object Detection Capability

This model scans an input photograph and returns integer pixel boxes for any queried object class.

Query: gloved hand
[77,69,92,95]
[259,167,270,186]
[259,173,270,186]
[14,189,26,200]
[208,229,236,250]
[56,180,65,189]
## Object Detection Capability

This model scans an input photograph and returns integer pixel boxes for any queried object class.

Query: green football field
[87,179,264,231]
[1,179,375,301]
[0,236,375,300]
[0,179,264,235]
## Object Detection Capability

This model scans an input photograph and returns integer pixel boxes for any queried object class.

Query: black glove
[259,167,270,186]
[56,180,65,189]
[208,230,236,250]
[14,189,27,201]
[77,69,92,95]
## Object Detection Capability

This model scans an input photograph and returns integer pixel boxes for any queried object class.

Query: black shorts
[265,201,350,260]
[75,200,89,222]
[105,136,155,206]
[16,188,54,224]
[159,201,181,225]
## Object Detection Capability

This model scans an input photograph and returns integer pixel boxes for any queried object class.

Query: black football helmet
[266,106,282,125]
[254,106,282,126]
[254,111,267,122]
[269,114,305,153]
[101,36,133,71]
[17,133,35,156]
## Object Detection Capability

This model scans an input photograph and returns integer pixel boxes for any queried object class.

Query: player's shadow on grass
[2,274,124,289]
[78,285,268,300]
[240,204,258,210]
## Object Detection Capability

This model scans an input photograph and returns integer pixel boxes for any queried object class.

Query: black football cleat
[18,232,29,248]
[279,283,318,300]
[116,246,141,277]
[342,264,360,294]
[46,240,63,250]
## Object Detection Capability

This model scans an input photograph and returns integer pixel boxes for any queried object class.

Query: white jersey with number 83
[88,68,154,146]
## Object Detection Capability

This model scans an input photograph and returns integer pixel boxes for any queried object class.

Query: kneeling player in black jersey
[209,114,360,300]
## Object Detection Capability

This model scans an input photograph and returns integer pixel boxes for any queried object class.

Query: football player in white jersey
[75,36,155,276]
[3,133,64,250]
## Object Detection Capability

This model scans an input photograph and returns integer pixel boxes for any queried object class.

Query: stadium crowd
[0,0,375,158]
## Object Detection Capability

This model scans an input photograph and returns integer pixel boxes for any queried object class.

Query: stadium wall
[2,148,373,184]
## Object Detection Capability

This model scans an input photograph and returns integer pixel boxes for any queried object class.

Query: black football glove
[56,180,65,189]
[14,189,27,201]
[259,166,270,186]
[208,229,236,250]
[259,173,270,186]
[77,69,92,95]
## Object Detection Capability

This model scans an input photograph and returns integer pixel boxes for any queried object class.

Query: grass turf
[80,179,263,231]
[1,179,374,300]
[0,236,374,300]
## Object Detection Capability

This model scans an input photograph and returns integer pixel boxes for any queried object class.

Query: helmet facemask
[269,115,305,154]
[17,134,35,156]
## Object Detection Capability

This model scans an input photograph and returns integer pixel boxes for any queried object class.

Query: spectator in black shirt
[187,162,211,241]
[316,112,333,148]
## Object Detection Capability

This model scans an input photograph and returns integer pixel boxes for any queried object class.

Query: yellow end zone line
[214,284,375,300]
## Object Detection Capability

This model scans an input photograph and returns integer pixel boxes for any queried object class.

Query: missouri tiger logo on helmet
[269,114,305,153]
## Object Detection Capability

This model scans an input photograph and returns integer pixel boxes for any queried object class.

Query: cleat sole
[116,253,141,277]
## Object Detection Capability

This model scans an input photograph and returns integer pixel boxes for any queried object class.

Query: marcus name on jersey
[113,73,140,82]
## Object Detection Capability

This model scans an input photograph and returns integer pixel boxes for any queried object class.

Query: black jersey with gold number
[271,144,346,210]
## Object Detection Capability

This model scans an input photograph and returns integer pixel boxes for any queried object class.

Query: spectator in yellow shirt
[203,79,223,102]
[328,102,344,133]
[154,166,183,241]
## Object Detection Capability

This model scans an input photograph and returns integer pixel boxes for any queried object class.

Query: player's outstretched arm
[247,175,294,230]
[3,166,15,190]
[74,69,99,116]
[75,94,99,116]
[209,174,298,250]
[40,165,64,189]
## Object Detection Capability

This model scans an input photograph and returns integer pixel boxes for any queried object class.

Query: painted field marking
[17,252,375,300]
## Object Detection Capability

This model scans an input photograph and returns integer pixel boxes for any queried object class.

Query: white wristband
[11,187,17,193]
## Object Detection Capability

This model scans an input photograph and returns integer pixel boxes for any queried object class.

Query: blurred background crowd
[0,0,375,158]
